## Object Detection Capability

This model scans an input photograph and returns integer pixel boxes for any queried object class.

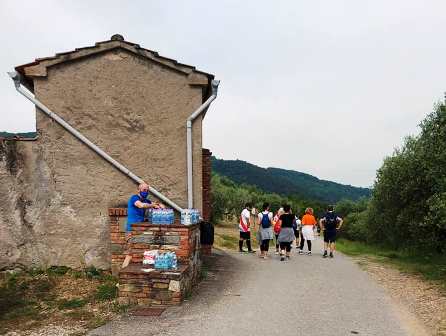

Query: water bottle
[152,209,157,225]
[158,209,163,225]
[163,209,168,225]
[164,253,169,269]
[172,253,177,270]
[157,253,163,269]
[165,252,171,269]
[155,253,160,269]
[162,209,167,225]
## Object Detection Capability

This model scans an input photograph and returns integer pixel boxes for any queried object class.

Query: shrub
[46,266,70,276]
[95,283,117,301]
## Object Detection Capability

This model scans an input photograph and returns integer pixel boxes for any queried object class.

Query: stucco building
[0,34,216,270]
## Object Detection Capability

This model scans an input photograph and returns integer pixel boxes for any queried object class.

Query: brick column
[201,148,213,255]
[109,208,128,275]
[202,148,212,222]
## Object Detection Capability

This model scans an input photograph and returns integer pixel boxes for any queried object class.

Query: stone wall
[0,48,210,270]
[108,208,201,306]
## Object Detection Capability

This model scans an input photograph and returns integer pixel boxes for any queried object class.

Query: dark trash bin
[200,221,214,245]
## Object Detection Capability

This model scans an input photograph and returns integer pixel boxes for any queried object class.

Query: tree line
[210,174,326,223]
[211,101,445,253]
[337,102,446,252]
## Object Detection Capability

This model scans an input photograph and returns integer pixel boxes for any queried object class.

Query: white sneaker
[307,251,312,255]
[298,250,304,255]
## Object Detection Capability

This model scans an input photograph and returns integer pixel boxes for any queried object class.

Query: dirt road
[90,238,428,336]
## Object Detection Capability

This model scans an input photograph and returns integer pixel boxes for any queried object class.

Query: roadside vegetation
[337,239,446,288]
[335,102,446,287]
[338,103,446,251]
[0,266,129,335]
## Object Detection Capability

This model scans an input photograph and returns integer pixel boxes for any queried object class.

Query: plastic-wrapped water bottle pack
[154,251,178,270]
[149,208,175,225]
[180,209,201,225]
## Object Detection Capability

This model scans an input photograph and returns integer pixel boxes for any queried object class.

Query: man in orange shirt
[299,208,317,255]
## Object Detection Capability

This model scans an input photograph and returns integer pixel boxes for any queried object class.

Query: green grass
[0,267,121,335]
[57,298,87,309]
[337,239,446,287]
[110,303,132,314]
[217,234,239,249]
[214,225,260,251]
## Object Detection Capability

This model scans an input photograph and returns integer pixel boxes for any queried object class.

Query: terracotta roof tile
[15,34,214,90]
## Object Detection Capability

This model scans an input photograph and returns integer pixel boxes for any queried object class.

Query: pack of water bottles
[180,209,201,225]
[149,208,175,225]
[142,250,158,265]
[154,251,178,270]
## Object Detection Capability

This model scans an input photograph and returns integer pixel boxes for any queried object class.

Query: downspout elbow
[186,79,220,210]
[8,71,21,90]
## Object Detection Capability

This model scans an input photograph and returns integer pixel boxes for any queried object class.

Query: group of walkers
[239,202,343,261]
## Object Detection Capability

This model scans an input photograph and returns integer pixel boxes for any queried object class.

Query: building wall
[0,49,208,269]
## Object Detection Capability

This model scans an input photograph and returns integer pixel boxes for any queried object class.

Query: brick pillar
[202,149,213,255]
[202,148,212,222]
[109,208,128,275]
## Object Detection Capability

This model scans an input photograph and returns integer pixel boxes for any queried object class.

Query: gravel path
[90,238,423,336]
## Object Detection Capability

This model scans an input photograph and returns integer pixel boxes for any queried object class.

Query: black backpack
[260,212,271,229]
[325,212,338,231]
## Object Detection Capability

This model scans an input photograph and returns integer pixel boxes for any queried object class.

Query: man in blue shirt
[126,183,162,231]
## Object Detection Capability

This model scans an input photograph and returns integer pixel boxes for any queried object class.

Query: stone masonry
[109,208,200,306]
[0,35,215,270]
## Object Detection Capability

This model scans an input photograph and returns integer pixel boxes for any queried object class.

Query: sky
[0,1,445,187]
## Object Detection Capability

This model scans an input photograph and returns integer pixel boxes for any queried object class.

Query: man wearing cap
[320,205,343,258]
[126,183,163,232]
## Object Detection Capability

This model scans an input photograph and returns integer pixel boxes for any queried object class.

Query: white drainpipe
[8,71,183,213]
[186,79,219,209]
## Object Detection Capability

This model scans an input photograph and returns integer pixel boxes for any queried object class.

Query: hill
[211,157,370,203]
[0,131,37,139]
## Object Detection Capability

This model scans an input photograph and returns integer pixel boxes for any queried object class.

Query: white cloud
[1,0,445,187]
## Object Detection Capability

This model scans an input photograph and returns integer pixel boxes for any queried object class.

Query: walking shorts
[323,230,337,243]
[293,229,299,238]
[240,231,251,240]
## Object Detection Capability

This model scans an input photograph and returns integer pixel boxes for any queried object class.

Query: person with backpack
[256,202,274,259]
[299,207,317,255]
[320,205,343,258]
[273,208,284,254]
[277,204,295,261]
[239,203,255,253]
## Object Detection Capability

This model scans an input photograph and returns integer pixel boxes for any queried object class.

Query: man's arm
[134,200,161,209]
[319,218,325,230]
[337,217,344,230]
